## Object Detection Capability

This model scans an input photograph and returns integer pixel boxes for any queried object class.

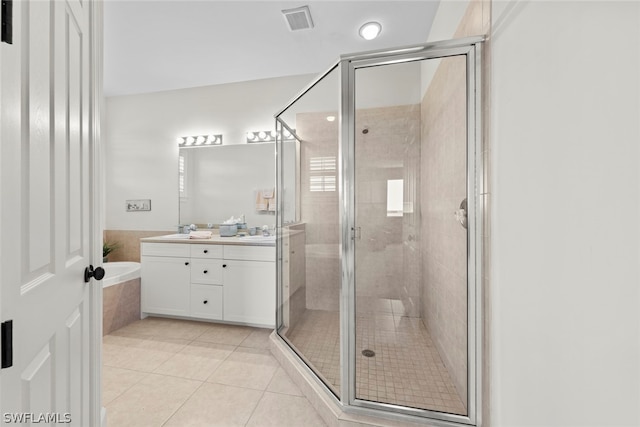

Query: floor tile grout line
[102,368,150,407]
[243,387,270,426]
[159,378,207,427]
[104,319,326,425]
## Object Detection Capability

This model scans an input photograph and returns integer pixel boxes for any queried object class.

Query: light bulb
[247,132,256,141]
[258,131,267,140]
[283,129,291,138]
[177,137,185,145]
[186,136,195,145]
[270,131,277,139]
[196,136,205,145]
[206,135,215,144]
[359,22,382,40]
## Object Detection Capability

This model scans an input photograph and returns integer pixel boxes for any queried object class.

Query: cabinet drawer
[190,259,223,284]
[141,242,190,257]
[190,244,223,259]
[190,284,223,320]
[223,245,275,262]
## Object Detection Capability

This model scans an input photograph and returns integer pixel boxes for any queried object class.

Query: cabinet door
[141,256,190,316]
[223,260,275,327]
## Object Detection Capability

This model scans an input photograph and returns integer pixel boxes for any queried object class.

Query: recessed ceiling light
[359,22,382,41]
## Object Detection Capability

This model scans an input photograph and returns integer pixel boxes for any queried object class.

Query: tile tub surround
[103,317,327,427]
[103,277,141,336]
[103,230,174,262]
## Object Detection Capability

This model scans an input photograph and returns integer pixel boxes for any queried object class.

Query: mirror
[179,141,298,227]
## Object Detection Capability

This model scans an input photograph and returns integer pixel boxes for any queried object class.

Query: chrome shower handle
[454,198,468,229]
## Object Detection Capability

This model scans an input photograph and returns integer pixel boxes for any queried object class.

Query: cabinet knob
[203,300,208,304]
[204,249,208,254]
[203,270,208,274]
[185,262,189,266]
[222,264,227,268]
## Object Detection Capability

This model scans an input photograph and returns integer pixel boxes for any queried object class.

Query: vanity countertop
[140,229,303,246]
[141,234,275,246]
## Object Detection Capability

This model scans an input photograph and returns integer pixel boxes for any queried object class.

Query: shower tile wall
[296,112,341,312]
[355,105,421,316]
[420,54,469,408]
[295,105,421,314]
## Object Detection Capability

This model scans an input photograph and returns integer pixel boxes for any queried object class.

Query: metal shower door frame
[339,36,484,426]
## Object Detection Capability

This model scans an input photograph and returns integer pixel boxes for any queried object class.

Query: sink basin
[159,234,190,239]
[238,235,276,242]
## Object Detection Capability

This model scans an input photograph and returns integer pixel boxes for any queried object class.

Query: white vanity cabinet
[141,239,275,327]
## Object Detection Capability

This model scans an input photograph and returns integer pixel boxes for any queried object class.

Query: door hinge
[1,320,13,369]
[1,0,13,44]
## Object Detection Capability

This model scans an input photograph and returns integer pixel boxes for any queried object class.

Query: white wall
[105,74,314,230]
[491,1,640,425]
[106,65,426,231]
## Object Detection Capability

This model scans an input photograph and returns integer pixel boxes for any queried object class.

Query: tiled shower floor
[285,307,467,415]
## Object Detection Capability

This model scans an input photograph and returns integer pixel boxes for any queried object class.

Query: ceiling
[104,1,441,96]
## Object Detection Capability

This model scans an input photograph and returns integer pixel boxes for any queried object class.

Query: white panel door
[0,0,101,425]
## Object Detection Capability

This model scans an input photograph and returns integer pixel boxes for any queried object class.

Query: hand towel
[189,230,213,239]
[256,191,268,211]
[262,188,274,198]
[268,194,277,212]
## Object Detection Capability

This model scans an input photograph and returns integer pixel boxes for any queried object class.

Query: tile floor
[103,317,327,427]
[284,306,467,415]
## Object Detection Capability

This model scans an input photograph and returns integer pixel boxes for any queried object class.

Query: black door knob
[203,300,208,304]
[204,249,208,254]
[222,264,227,268]
[203,270,208,274]
[84,265,105,283]
[185,262,189,266]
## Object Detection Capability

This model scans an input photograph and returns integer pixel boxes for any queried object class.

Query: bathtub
[103,261,141,288]
[102,262,141,335]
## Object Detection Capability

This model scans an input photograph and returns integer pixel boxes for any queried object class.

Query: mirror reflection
[178,141,298,227]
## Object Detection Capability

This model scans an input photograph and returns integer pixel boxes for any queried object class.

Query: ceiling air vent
[282,5,314,31]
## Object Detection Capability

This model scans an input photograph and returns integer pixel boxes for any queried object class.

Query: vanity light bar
[246,129,297,143]
[177,134,223,147]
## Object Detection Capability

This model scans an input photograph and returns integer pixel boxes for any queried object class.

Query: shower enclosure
[274,37,483,426]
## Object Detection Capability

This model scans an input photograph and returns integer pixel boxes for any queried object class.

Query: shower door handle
[351,227,361,240]
[454,198,468,229]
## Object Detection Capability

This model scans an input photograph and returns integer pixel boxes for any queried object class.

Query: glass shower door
[276,64,342,398]
[352,55,469,415]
